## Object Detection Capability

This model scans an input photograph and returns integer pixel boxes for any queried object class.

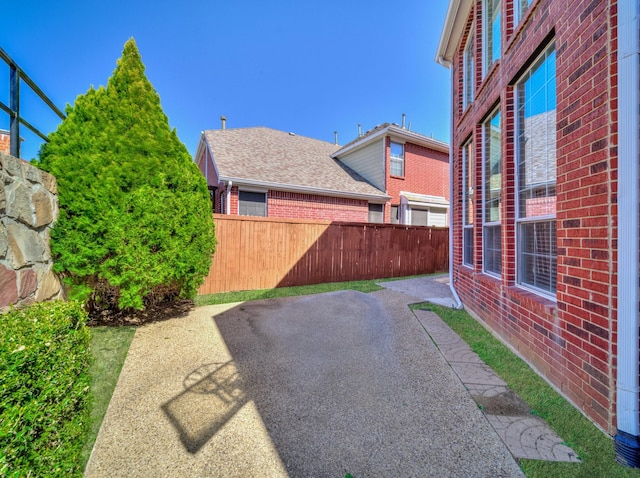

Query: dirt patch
[87,299,194,327]
[473,390,531,416]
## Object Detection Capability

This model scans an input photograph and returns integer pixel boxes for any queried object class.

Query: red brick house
[195,122,450,224]
[437,0,640,465]
[333,123,450,226]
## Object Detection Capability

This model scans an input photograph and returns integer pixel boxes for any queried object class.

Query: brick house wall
[0,132,10,155]
[223,187,369,222]
[384,137,450,223]
[447,0,618,433]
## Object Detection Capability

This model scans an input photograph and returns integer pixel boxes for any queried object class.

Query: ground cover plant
[38,38,215,319]
[0,301,91,477]
[420,303,640,478]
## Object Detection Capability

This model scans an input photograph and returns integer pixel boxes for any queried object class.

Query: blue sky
[2,0,451,160]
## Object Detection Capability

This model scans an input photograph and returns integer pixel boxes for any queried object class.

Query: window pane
[519,221,557,293]
[390,158,404,176]
[390,142,404,176]
[463,226,474,266]
[239,191,266,217]
[484,0,501,71]
[368,203,384,223]
[464,32,474,108]
[484,224,501,275]
[518,0,532,22]
[517,45,556,219]
[484,110,501,223]
[391,205,399,224]
[411,209,429,226]
[390,142,404,158]
[463,141,474,226]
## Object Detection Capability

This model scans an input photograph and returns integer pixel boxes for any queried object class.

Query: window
[390,142,404,176]
[517,0,532,23]
[239,191,266,216]
[483,109,501,276]
[463,30,474,109]
[516,44,556,295]
[462,140,474,267]
[368,203,384,223]
[411,209,429,226]
[391,205,399,224]
[483,0,501,75]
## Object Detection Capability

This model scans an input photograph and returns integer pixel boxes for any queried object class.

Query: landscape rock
[0,264,18,307]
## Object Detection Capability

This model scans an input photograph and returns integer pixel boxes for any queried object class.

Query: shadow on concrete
[162,360,248,454]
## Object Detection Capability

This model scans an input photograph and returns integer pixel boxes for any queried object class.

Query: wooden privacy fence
[198,214,449,295]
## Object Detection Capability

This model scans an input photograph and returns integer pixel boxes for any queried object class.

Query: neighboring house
[437,0,640,465]
[332,123,450,226]
[195,122,450,224]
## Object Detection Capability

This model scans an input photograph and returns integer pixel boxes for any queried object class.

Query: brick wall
[449,0,618,433]
[385,137,450,223]
[0,132,10,155]
[268,191,369,222]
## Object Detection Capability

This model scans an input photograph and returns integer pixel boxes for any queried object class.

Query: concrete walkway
[85,276,573,477]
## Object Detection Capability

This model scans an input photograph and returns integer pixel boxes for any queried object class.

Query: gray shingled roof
[202,127,388,199]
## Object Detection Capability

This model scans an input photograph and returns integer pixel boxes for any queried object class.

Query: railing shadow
[161,360,248,454]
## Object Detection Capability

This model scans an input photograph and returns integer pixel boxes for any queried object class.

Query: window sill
[508,284,557,316]
[390,175,405,180]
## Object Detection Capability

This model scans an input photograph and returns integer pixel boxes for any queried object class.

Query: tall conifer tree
[39,39,216,313]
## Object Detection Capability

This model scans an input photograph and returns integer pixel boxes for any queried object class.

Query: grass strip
[195,279,385,306]
[195,273,443,306]
[419,303,640,478]
[81,326,136,469]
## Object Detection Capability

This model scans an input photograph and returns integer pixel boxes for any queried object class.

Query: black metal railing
[0,46,65,158]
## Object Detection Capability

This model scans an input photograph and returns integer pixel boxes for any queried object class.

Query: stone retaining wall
[0,152,62,311]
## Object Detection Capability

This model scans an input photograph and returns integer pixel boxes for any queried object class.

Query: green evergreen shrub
[38,38,216,313]
[0,301,91,477]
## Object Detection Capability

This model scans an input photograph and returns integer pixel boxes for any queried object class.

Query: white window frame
[482,108,502,278]
[462,139,474,268]
[463,28,475,110]
[515,43,557,298]
[390,141,405,177]
[482,0,501,76]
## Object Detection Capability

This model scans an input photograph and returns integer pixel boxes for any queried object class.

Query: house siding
[448,0,619,433]
[337,138,386,190]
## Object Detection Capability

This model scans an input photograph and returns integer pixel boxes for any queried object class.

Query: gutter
[217,176,391,203]
[438,56,463,310]
[615,0,640,467]
[226,180,232,215]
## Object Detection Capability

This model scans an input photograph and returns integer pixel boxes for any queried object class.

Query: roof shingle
[203,127,387,198]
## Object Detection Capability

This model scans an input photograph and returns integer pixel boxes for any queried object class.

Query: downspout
[615,0,640,467]
[226,180,232,215]
[438,55,463,310]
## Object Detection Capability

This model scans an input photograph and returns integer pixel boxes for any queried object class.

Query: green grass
[81,326,136,468]
[195,279,386,306]
[195,273,444,306]
[417,303,640,478]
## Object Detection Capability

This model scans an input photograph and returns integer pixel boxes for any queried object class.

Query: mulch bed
[87,298,194,327]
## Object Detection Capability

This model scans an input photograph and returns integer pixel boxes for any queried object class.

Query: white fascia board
[332,129,389,158]
[218,177,391,203]
[333,125,448,158]
[436,0,473,67]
